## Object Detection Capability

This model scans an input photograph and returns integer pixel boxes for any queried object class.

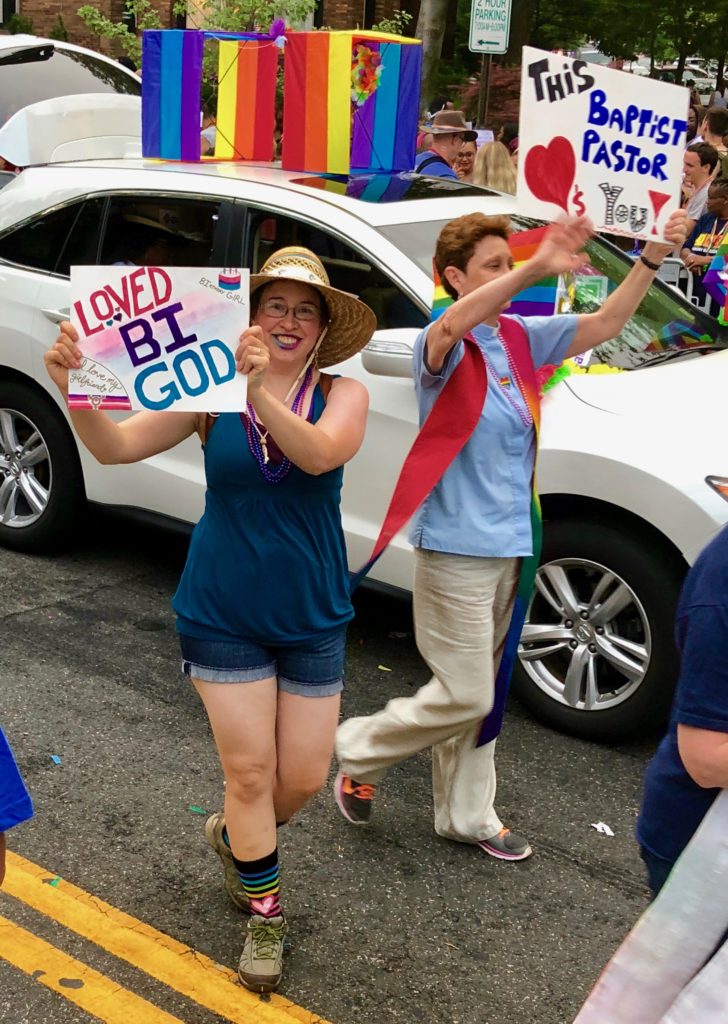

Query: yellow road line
[6,853,330,1024]
[0,912,186,1024]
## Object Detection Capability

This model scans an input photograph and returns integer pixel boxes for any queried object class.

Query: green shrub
[6,13,35,33]
[48,14,69,40]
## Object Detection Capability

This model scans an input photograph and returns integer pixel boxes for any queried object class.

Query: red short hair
[434,213,511,299]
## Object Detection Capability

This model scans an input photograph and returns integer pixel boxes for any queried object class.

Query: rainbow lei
[351,44,383,106]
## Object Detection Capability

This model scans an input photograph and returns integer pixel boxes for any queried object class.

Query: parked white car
[1,102,727,742]
[0,34,140,131]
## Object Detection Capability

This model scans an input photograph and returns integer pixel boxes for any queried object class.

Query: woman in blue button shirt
[335,209,688,861]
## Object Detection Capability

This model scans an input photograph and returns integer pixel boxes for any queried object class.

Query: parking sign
[469,0,512,54]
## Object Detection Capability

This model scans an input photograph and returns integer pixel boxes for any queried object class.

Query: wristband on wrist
[640,254,662,272]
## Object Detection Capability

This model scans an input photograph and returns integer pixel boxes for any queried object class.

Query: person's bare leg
[193,677,278,859]
[274,692,340,823]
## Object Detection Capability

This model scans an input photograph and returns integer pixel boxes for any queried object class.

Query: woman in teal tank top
[44,247,376,994]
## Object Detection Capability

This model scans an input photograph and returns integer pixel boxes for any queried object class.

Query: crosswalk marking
[0,912,186,1024]
[4,853,330,1024]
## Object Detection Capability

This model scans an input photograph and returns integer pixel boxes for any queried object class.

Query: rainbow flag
[215,39,278,161]
[430,226,559,320]
[142,30,204,161]
[431,267,451,321]
[282,31,422,175]
[508,227,559,316]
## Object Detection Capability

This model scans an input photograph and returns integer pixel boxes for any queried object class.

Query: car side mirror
[361,329,417,378]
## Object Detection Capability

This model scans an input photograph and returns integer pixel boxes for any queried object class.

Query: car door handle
[41,307,70,325]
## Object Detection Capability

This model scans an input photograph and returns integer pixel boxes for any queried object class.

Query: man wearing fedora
[415,110,478,180]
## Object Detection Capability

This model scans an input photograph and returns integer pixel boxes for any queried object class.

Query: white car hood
[563,347,728,416]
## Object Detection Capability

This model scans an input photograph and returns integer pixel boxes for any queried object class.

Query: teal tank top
[172,384,353,644]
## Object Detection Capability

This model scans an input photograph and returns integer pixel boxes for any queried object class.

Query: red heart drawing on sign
[524,137,577,214]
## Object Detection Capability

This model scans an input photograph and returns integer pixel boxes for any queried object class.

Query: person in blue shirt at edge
[637,523,728,897]
[0,726,33,885]
[44,248,376,994]
[414,110,477,180]
[335,208,688,862]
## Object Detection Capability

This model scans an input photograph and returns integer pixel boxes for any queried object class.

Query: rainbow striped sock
[232,849,281,918]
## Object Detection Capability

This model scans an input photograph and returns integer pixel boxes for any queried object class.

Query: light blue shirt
[410,315,578,557]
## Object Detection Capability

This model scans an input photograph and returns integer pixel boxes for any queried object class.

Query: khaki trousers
[336,549,519,843]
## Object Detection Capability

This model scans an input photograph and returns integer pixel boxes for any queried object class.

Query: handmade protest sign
[69,267,249,412]
[517,47,688,240]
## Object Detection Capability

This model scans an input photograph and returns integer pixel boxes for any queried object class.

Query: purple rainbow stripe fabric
[350,40,422,173]
[142,30,204,160]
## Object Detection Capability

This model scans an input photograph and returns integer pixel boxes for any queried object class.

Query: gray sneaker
[477,827,533,861]
[238,914,287,992]
[204,813,250,912]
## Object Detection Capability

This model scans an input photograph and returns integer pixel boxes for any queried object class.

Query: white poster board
[516,47,688,240]
[69,267,249,412]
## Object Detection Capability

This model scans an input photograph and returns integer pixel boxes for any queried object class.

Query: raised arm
[44,322,200,465]
[426,217,595,374]
[237,326,369,476]
[566,210,689,357]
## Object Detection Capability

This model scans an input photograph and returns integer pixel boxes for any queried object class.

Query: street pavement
[0,513,661,1024]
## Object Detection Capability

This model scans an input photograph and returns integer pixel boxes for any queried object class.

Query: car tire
[511,517,683,742]
[0,381,85,553]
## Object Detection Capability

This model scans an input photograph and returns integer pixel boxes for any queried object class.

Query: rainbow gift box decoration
[142,28,279,162]
[282,30,422,175]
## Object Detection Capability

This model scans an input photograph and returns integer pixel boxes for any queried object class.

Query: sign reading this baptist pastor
[517,47,688,240]
[69,267,249,412]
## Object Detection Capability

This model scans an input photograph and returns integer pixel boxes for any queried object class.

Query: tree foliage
[77,0,316,65]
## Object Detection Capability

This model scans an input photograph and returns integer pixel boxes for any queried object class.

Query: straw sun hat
[249,247,377,368]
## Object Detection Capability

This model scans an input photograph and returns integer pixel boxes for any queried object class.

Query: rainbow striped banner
[215,39,278,161]
[142,30,204,161]
[282,31,422,175]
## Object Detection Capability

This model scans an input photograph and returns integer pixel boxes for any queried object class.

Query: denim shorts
[179,626,346,697]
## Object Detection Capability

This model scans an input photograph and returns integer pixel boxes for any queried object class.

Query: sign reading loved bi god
[69,266,249,411]
[517,47,688,240]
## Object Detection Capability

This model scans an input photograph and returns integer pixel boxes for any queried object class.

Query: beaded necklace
[243,365,314,483]
[481,324,534,429]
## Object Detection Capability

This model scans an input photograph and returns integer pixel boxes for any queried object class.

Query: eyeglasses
[259,298,322,322]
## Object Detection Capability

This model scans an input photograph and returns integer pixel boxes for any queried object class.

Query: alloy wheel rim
[0,408,51,529]
[519,558,651,713]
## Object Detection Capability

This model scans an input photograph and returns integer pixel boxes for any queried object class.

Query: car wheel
[511,518,683,741]
[0,381,85,552]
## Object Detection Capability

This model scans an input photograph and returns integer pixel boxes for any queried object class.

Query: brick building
[5,0,402,50]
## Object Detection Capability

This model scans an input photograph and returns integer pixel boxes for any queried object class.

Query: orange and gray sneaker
[477,827,533,861]
[334,771,377,825]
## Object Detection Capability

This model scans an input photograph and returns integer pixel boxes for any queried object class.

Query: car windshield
[379,215,728,369]
[0,44,140,128]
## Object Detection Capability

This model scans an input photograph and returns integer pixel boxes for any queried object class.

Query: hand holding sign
[44,322,83,395]
[236,325,271,392]
[642,207,689,263]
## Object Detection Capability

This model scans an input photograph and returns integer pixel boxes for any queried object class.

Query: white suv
[0,35,140,131]
[0,106,726,742]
